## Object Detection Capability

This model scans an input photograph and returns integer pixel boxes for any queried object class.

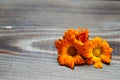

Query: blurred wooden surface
[0,0,120,80]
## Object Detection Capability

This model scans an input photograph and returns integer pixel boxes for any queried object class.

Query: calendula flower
[55,28,88,69]
[55,39,85,69]
[64,28,88,43]
[81,37,113,69]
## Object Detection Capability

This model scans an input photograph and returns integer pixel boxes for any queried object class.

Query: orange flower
[63,28,88,43]
[55,28,88,69]
[81,37,113,69]
[55,39,85,69]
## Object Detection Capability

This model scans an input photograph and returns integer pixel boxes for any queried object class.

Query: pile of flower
[55,27,113,69]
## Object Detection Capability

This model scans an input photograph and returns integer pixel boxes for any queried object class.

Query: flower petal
[82,52,93,59]
[91,56,98,62]
[94,61,103,69]
[101,40,110,48]
[86,58,94,65]
[102,53,111,59]
[100,55,111,64]
[102,47,113,53]
[71,60,75,69]
[57,54,67,65]
[74,55,85,65]
[94,57,103,69]
[64,55,74,69]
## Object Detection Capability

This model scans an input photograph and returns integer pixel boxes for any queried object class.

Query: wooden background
[0,0,120,80]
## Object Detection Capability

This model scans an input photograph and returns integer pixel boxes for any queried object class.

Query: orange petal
[71,60,75,69]
[57,54,67,65]
[101,40,110,48]
[82,52,93,59]
[91,56,98,62]
[64,55,74,69]
[102,53,111,59]
[100,55,111,64]
[73,56,77,65]
[88,41,95,49]
[79,32,88,43]
[94,61,103,69]
[55,39,63,48]
[86,58,94,65]
[102,47,113,53]
[93,37,103,47]
[55,39,69,48]
[74,55,85,65]
[94,57,103,69]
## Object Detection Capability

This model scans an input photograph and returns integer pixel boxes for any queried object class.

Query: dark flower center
[67,46,77,56]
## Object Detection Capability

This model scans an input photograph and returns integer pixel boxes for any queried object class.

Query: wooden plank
[0,53,120,80]
[0,0,120,80]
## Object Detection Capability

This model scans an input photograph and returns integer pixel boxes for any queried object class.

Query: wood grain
[0,0,120,80]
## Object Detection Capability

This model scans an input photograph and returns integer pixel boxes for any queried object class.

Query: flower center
[67,46,77,56]
[92,48,101,57]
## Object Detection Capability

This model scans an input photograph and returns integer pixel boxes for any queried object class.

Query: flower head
[55,39,85,69]
[63,28,88,44]
[81,37,113,69]
[55,28,88,69]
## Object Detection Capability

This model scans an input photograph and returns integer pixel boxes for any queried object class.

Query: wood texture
[0,0,120,80]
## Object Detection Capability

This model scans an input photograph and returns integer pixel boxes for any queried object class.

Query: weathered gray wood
[0,0,120,80]
[0,53,120,80]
